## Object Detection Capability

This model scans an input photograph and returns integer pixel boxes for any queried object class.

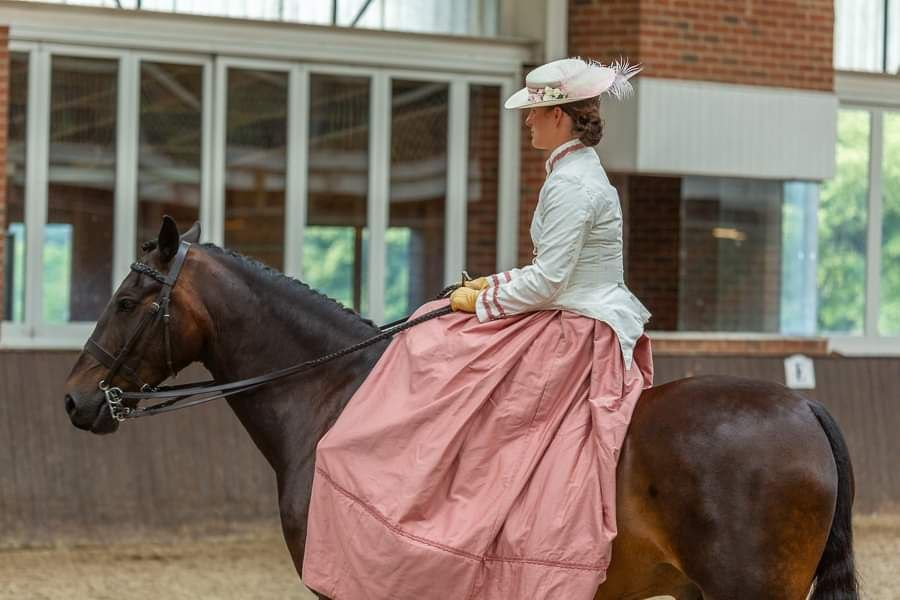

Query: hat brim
[503,87,577,110]
[503,78,614,110]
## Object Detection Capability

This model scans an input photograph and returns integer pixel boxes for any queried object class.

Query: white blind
[834,0,899,73]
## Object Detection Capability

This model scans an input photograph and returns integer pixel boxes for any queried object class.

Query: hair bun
[560,98,604,146]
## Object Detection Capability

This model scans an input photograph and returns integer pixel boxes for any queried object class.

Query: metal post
[865,110,884,336]
[350,0,375,27]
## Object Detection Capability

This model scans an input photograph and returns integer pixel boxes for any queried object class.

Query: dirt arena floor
[1,515,897,599]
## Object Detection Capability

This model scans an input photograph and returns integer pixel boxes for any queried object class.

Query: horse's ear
[181,220,201,244]
[158,216,180,263]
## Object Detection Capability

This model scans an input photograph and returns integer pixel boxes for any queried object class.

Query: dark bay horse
[63,218,858,600]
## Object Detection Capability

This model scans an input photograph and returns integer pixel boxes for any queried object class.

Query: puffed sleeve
[476,175,594,321]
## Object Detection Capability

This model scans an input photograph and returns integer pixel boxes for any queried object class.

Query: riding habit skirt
[303,299,653,599]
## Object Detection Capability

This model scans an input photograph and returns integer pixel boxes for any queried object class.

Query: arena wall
[0,354,279,548]
[0,1,897,552]
[0,350,896,547]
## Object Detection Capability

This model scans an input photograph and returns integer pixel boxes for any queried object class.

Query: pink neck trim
[546,140,585,174]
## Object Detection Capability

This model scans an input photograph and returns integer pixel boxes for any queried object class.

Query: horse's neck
[196,254,386,474]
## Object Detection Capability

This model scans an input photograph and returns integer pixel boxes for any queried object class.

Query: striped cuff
[485,271,512,288]
[476,273,510,322]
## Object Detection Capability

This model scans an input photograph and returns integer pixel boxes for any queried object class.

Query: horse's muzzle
[65,391,118,434]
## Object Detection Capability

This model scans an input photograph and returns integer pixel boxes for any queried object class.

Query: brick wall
[517,117,546,266]
[569,0,641,67]
[622,174,787,333]
[569,0,834,92]
[516,63,548,267]
[466,85,501,278]
[626,175,681,330]
[0,26,8,323]
[677,181,785,332]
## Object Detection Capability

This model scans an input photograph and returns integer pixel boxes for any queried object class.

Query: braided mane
[140,239,377,329]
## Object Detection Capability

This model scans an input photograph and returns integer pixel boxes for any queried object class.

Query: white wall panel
[597,78,839,181]
[595,88,638,173]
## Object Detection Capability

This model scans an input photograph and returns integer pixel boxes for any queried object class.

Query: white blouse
[475,138,651,368]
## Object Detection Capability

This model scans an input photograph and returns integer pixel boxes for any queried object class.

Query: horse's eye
[117,298,138,312]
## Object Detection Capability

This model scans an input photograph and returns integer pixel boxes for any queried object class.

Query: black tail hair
[808,399,859,600]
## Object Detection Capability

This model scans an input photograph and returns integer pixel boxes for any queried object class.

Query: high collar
[545,138,586,174]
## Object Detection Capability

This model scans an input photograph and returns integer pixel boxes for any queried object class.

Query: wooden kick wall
[0,350,897,547]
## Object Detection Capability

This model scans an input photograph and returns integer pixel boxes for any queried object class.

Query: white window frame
[645,74,900,358]
[17,0,502,38]
[1,6,526,347]
[211,56,296,268]
[2,43,212,348]
[826,71,900,356]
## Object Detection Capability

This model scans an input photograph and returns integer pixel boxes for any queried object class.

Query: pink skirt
[303,300,653,599]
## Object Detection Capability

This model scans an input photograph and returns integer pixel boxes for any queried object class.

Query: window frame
[645,73,900,357]
[833,0,899,74]
[826,70,900,355]
[2,14,523,347]
[22,0,501,38]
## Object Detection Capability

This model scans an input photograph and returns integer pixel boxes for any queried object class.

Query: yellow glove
[464,276,490,291]
[450,286,479,313]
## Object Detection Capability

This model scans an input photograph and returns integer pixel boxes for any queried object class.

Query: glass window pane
[28,0,500,36]
[386,80,448,322]
[678,178,783,332]
[224,68,287,270]
[881,112,900,334]
[382,0,487,35]
[818,109,870,334]
[3,52,28,323]
[304,74,370,314]
[627,175,825,334]
[780,182,819,335]
[47,56,118,323]
[466,85,500,278]
[137,62,203,254]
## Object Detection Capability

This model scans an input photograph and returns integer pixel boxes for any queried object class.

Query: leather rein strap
[92,241,455,422]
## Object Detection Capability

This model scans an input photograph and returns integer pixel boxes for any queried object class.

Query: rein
[90,241,456,421]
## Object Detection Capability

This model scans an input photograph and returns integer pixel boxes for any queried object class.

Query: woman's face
[525,106,564,150]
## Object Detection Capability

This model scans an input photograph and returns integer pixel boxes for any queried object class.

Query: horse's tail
[807,399,859,600]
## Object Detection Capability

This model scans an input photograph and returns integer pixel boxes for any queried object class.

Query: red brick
[568,0,833,91]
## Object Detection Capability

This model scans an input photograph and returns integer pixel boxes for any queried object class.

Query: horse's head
[64,216,206,434]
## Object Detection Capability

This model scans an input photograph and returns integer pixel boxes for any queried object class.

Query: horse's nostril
[65,394,77,417]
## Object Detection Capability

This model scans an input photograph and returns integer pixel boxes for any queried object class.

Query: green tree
[303,226,356,309]
[818,110,869,333]
[42,224,72,323]
[301,226,411,322]
[384,228,411,322]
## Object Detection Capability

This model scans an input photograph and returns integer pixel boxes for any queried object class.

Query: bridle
[85,240,192,420]
[84,240,456,422]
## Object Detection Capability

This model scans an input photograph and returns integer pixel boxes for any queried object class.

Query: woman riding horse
[62,60,857,600]
[302,57,652,600]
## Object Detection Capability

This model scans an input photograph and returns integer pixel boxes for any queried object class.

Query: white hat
[504,57,641,110]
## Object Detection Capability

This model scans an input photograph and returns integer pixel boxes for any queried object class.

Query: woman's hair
[559,97,604,146]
